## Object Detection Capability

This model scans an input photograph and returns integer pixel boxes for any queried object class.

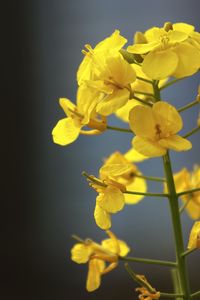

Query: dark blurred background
[2,0,200,299]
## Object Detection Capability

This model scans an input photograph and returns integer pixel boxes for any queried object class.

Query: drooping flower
[52,85,106,146]
[173,166,200,219]
[135,275,160,300]
[129,101,192,157]
[77,30,127,85]
[187,221,200,250]
[100,151,147,204]
[71,230,130,292]
[127,22,200,79]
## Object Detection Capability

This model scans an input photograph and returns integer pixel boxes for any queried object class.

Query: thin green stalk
[178,187,200,197]
[106,125,133,133]
[171,268,182,300]
[132,95,152,106]
[152,81,161,101]
[163,152,191,299]
[191,291,200,298]
[178,100,199,113]
[134,90,154,97]
[182,126,200,138]
[135,174,166,182]
[136,76,153,84]
[160,292,184,298]
[120,256,176,267]
[124,190,168,197]
[181,248,196,258]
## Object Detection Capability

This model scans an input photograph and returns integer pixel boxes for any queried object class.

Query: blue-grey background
[3,0,199,299]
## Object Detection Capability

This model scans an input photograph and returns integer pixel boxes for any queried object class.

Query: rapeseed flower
[129,101,192,157]
[71,230,130,292]
[127,22,200,79]
[52,86,106,145]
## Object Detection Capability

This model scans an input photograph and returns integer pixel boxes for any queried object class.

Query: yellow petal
[173,168,190,193]
[97,186,125,213]
[96,88,130,116]
[106,56,136,86]
[167,30,188,43]
[153,101,183,135]
[100,163,133,178]
[101,239,130,257]
[124,148,148,162]
[158,135,192,152]
[124,176,147,204]
[172,43,200,78]
[142,49,178,79]
[132,136,166,157]
[185,198,200,220]
[115,99,141,123]
[187,221,200,250]
[145,27,165,42]
[94,204,111,230]
[129,105,156,139]
[95,30,127,52]
[59,98,76,117]
[71,243,93,264]
[52,118,81,146]
[86,259,105,292]
[77,56,92,85]
[173,23,194,35]
[127,41,158,54]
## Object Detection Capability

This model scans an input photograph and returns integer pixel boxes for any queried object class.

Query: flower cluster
[52,21,200,299]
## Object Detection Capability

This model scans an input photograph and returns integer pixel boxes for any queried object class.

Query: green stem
[135,174,166,182]
[160,292,184,298]
[136,76,153,84]
[106,125,133,133]
[134,90,154,97]
[171,268,182,300]
[160,77,185,90]
[132,95,152,106]
[182,126,200,139]
[124,190,168,197]
[178,100,199,113]
[152,81,161,101]
[178,188,200,197]
[181,248,196,258]
[191,291,200,298]
[163,152,191,299]
[120,256,176,267]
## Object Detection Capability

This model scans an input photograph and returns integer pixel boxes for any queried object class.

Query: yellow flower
[187,221,200,250]
[127,22,200,79]
[100,151,147,204]
[52,85,106,146]
[77,30,127,85]
[173,166,200,219]
[129,101,192,157]
[71,230,130,292]
[85,55,136,116]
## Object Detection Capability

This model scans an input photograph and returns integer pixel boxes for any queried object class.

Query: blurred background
[2,0,200,299]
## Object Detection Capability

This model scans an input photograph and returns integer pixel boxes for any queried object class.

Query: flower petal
[124,148,149,162]
[101,239,130,257]
[52,118,81,146]
[97,186,125,213]
[86,259,105,292]
[172,43,200,78]
[71,243,93,264]
[142,49,178,79]
[127,41,158,54]
[158,135,192,152]
[59,98,76,117]
[115,99,141,123]
[96,88,130,116]
[153,101,183,135]
[124,176,147,204]
[94,204,111,230]
[132,136,166,157]
[129,105,156,139]
[100,163,133,178]
[188,221,200,250]
[173,23,194,35]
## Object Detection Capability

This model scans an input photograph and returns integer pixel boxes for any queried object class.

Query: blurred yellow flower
[127,22,200,79]
[187,221,200,250]
[71,230,130,292]
[174,166,200,219]
[129,101,192,157]
[52,86,106,146]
